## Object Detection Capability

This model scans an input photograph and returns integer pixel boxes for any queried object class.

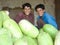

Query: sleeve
[36,18,45,29]
[29,13,34,25]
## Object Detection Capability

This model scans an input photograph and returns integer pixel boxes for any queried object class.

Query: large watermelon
[54,31,60,45]
[37,31,53,45]
[0,11,10,21]
[43,24,58,39]
[19,19,39,38]
[0,14,3,28]
[0,28,13,45]
[14,36,37,45]
[39,28,43,33]
[3,19,23,41]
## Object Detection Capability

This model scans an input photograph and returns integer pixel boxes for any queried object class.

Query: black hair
[35,4,45,11]
[22,3,31,9]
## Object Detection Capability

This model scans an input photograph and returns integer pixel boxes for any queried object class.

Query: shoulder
[44,12,50,16]
[17,12,24,16]
[18,12,23,15]
[44,12,54,18]
[30,12,34,16]
[44,12,55,20]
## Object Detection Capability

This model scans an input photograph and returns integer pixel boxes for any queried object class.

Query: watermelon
[0,28,13,45]
[3,19,23,41]
[37,31,53,45]
[39,28,44,33]
[0,14,3,28]
[43,24,58,39]
[54,31,60,45]
[14,36,37,45]
[0,11,10,21]
[19,19,39,38]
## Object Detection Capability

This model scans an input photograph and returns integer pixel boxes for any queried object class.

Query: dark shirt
[14,12,34,24]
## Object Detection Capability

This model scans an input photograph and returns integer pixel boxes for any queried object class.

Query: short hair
[22,3,32,9]
[35,4,45,11]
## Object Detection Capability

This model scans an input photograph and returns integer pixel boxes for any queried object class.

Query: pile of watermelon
[0,11,60,45]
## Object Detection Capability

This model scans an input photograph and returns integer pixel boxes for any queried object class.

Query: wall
[0,0,55,15]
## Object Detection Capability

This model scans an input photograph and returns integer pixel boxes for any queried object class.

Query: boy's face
[23,6,31,15]
[36,8,45,16]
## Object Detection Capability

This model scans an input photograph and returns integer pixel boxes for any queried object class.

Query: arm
[37,19,45,29]
[31,13,34,25]
[29,13,34,25]
[47,16,58,29]
[40,19,45,25]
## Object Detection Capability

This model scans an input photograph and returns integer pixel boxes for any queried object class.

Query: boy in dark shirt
[15,3,34,24]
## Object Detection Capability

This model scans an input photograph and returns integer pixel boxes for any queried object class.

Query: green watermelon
[54,31,60,45]
[37,31,53,45]
[19,19,39,38]
[0,11,10,21]
[43,24,58,39]
[0,14,3,28]
[14,36,37,45]
[39,28,44,33]
[3,19,23,41]
[0,28,13,45]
